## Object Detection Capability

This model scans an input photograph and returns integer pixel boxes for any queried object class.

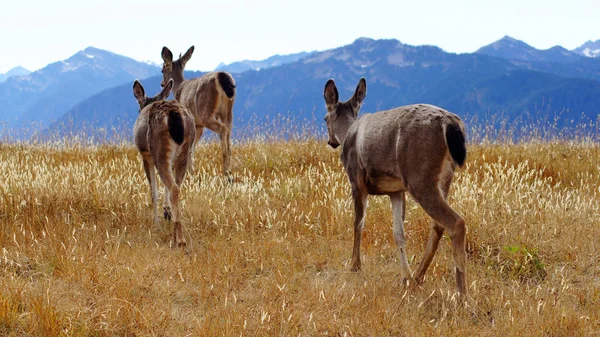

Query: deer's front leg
[390,192,413,285]
[350,187,368,272]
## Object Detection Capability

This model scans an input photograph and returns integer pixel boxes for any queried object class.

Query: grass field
[0,137,599,336]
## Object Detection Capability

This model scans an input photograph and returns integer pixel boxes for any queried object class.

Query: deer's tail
[445,122,467,168]
[217,72,236,98]
[167,110,185,145]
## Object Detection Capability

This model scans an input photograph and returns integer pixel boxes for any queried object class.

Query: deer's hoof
[414,275,425,285]
[172,236,187,248]
[163,208,172,221]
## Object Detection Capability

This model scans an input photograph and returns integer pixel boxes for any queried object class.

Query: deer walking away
[160,46,236,177]
[132,78,196,247]
[323,78,469,295]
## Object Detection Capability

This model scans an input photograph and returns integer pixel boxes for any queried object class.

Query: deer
[160,46,236,178]
[323,77,469,296]
[132,78,196,247]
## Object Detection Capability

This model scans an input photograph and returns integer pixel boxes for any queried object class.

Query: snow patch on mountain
[582,48,600,58]
[61,61,80,73]
[573,39,600,58]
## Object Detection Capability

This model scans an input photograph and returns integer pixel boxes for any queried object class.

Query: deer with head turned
[160,46,236,178]
[323,77,469,295]
[132,78,196,247]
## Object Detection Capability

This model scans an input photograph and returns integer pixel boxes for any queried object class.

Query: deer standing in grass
[323,78,468,295]
[132,78,196,247]
[160,46,236,177]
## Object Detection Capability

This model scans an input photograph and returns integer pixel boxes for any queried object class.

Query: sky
[1,0,599,74]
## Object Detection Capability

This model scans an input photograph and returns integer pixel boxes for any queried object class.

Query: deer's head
[323,77,367,148]
[133,78,174,111]
[161,46,194,88]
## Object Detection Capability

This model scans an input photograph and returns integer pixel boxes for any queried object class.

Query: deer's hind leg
[205,109,231,177]
[141,151,158,224]
[155,164,185,247]
[413,222,445,284]
[222,100,233,178]
[152,143,186,247]
[413,163,456,284]
[409,170,467,295]
[188,126,204,174]
[174,144,192,187]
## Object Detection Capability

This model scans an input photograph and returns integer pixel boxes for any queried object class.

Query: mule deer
[160,46,236,177]
[132,78,196,247]
[323,78,468,295]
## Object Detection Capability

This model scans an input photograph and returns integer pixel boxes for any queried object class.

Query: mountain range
[1,36,599,141]
[0,47,158,138]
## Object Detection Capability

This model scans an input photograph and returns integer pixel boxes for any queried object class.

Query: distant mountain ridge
[479,35,600,61]
[215,51,316,73]
[0,47,159,138]
[0,66,31,83]
[43,37,600,141]
[477,36,581,63]
[475,36,600,84]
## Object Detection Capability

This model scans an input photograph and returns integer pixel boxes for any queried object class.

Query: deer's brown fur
[133,78,196,247]
[161,46,236,177]
[323,77,468,295]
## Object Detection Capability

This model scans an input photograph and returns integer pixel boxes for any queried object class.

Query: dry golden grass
[0,138,599,336]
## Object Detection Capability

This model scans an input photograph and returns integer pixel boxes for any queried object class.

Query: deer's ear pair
[133,79,174,107]
[324,78,367,111]
[162,46,194,69]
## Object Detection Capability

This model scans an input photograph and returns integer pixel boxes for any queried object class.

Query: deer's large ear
[180,46,194,69]
[352,77,367,104]
[324,79,339,108]
[133,80,145,105]
[155,78,174,100]
[161,47,173,64]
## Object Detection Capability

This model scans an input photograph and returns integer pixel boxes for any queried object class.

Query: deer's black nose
[328,140,340,149]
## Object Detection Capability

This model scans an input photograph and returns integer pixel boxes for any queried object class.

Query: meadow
[0,130,599,335]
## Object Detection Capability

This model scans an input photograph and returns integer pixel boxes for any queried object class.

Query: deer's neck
[336,115,357,146]
[171,72,186,93]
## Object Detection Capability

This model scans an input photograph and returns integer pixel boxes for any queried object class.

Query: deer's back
[175,72,222,125]
[342,104,464,193]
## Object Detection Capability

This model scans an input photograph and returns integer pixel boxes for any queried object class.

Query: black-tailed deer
[132,78,196,247]
[160,46,236,177]
[323,78,468,295]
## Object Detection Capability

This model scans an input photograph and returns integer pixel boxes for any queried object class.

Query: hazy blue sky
[1,0,598,73]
